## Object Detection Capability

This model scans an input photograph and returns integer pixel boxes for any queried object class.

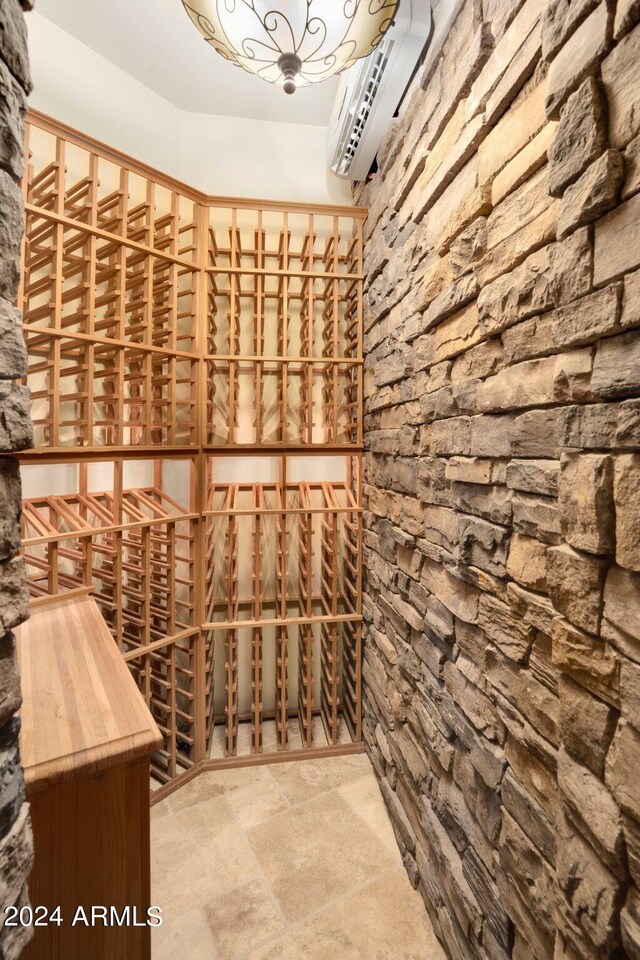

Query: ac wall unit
[327,0,432,181]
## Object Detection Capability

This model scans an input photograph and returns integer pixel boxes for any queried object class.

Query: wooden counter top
[16,591,162,793]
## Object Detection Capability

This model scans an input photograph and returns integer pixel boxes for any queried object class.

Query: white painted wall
[27,12,351,205]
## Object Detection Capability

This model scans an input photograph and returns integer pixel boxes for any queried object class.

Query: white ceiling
[35,0,340,126]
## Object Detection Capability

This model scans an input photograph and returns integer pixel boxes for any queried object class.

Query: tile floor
[151,752,446,960]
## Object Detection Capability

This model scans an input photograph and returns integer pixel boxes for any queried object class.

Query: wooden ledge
[16,594,162,794]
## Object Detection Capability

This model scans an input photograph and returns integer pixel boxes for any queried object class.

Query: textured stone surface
[477,228,592,337]
[0,301,26,382]
[0,0,31,94]
[556,810,623,953]
[606,720,640,820]
[0,3,34,954]
[0,384,33,453]
[0,458,20,562]
[557,148,624,238]
[466,0,546,121]
[478,79,547,185]
[614,0,640,39]
[542,0,600,61]
[558,453,615,555]
[0,171,23,303]
[507,533,548,590]
[602,21,640,148]
[559,674,617,776]
[592,329,640,399]
[602,565,640,662]
[545,2,611,119]
[493,120,557,204]
[548,76,607,196]
[552,616,620,706]
[547,543,607,633]
[358,1,640,957]
[614,454,640,571]
[595,190,640,286]
[0,58,25,181]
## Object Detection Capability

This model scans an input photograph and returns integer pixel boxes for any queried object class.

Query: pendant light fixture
[182,0,399,94]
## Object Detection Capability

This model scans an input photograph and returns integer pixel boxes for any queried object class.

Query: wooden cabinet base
[22,759,154,960]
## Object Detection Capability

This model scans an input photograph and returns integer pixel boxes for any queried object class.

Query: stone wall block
[542,0,601,61]
[458,514,510,576]
[602,565,640,662]
[0,300,26,381]
[492,121,557,205]
[602,21,640,148]
[501,767,557,865]
[614,454,640,571]
[548,76,607,196]
[547,543,608,633]
[558,453,615,555]
[605,718,640,821]
[558,746,626,875]
[614,0,640,40]
[0,633,20,731]
[506,532,548,590]
[503,284,622,365]
[466,0,547,122]
[621,886,640,960]
[0,803,32,918]
[0,383,33,453]
[0,458,20,561]
[0,171,23,302]
[478,79,547,187]
[561,398,640,450]
[0,0,31,95]
[0,57,25,180]
[624,132,640,200]
[478,228,592,337]
[505,458,559,495]
[556,809,623,955]
[545,3,611,119]
[592,328,640,401]
[497,811,556,956]
[559,674,618,776]
[0,556,28,635]
[552,616,620,706]
[478,593,536,662]
[556,148,624,239]
[594,191,640,284]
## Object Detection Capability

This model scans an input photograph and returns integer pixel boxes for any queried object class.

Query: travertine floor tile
[152,755,444,960]
[338,775,403,862]
[224,776,290,830]
[153,823,260,918]
[152,906,218,960]
[204,879,285,960]
[245,870,447,960]
[266,753,371,804]
[246,791,396,922]
[152,795,233,849]
[170,766,271,812]
[151,796,173,821]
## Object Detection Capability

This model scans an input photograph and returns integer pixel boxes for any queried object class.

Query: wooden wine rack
[18,111,365,793]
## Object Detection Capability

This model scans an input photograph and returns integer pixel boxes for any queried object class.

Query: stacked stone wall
[356,0,640,956]
[0,1,34,956]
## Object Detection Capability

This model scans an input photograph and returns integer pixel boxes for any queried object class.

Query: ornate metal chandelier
[182,0,399,94]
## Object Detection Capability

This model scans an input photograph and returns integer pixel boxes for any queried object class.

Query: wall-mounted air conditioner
[327,0,433,181]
